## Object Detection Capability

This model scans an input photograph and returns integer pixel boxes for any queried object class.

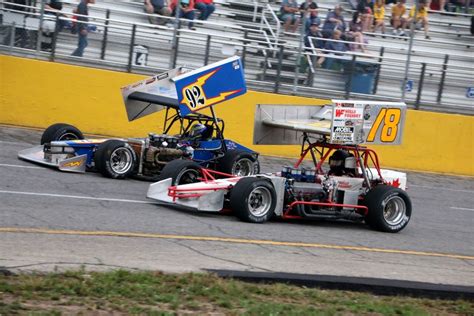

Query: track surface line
[0,163,43,170]
[450,207,474,211]
[0,190,154,205]
[1,227,473,261]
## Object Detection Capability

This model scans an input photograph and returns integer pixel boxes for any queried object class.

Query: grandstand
[1,0,473,114]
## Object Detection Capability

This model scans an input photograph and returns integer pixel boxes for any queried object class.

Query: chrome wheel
[232,158,254,176]
[247,186,272,217]
[110,147,133,175]
[383,196,407,226]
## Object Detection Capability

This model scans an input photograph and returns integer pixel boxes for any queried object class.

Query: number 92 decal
[184,86,205,109]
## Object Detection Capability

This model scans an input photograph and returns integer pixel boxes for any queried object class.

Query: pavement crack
[173,240,273,272]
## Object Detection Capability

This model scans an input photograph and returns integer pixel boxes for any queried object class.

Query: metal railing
[1,1,473,115]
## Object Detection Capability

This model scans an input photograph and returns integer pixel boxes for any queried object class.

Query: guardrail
[1,1,473,114]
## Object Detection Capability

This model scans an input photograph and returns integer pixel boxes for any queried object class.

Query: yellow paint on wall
[1,55,473,175]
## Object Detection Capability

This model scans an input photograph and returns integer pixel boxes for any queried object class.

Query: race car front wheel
[218,150,260,176]
[157,159,202,186]
[94,140,137,179]
[364,185,412,233]
[41,123,84,144]
[230,177,276,223]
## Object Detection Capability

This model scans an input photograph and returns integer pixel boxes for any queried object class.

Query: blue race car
[18,57,260,182]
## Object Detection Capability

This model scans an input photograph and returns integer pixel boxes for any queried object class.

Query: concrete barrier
[1,55,473,176]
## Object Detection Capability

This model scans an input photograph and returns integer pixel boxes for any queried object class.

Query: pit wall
[1,55,473,176]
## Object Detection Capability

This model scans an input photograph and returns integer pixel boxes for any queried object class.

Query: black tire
[94,140,137,179]
[157,159,202,185]
[230,177,276,223]
[40,123,84,144]
[364,185,412,233]
[218,150,260,176]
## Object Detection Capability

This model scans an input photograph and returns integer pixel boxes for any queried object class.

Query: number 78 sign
[331,100,407,145]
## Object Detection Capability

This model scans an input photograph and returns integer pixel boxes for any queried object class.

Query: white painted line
[0,140,31,146]
[450,207,474,211]
[410,184,474,194]
[0,190,155,205]
[0,163,43,170]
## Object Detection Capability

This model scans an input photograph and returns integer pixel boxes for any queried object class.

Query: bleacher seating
[1,0,472,114]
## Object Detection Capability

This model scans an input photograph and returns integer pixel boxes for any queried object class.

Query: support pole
[415,63,426,109]
[345,55,357,99]
[274,45,284,94]
[100,9,110,60]
[373,46,384,94]
[401,0,419,101]
[437,54,449,104]
[203,34,211,65]
[127,24,137,73]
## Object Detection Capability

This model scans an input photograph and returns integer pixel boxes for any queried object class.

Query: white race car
[147,101,412,233]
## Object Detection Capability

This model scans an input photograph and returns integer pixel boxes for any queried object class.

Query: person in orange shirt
[408,0,430,39]
[373,0,386,34]
[170,0,196,29]
[391,0,407,36]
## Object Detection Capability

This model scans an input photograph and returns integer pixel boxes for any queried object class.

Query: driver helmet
[328,149,351,176]
[188,123,207,140]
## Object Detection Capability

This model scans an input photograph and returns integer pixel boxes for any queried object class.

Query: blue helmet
[189,123,207,139]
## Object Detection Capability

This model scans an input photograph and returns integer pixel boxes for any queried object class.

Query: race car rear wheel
[230,177,276,223]
[157,159,202,186]
[94,140,137,179]
[41,123,84,144]
[364,185,412,233]
[218,150,260,176]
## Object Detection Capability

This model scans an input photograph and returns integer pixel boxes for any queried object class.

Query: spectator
[322,5,346,38]
[280,0,300,33]
[170,0,196,30]
[45,0,71,32]
[72,0,95,57]
[357,0,374,32]
[301,21,323,72]
[299,0,320,32]
[317,29,348,67]
[408,0,430,39]
[304,21,324,50]
[195,0,215,21]
[373,0,386,34]
[391,0,407,36]
[348,12,367,53]
[144,0,172,25]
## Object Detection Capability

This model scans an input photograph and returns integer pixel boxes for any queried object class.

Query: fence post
[203,34,211,65]
[49,15,60,62]
[127,24,137,73]
[437,54,449,104]
[241,30,248,69]
[262,50,269,81]
[345,55,357,99]
[415,63,426,109]
[306,55,315,87]
[171,20,182,69]
[373,46,384,94]
[101,9,110,60]
[274,45,284,94]
[9,24,16,51]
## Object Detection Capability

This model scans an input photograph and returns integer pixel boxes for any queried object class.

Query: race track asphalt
[0,125,473,287]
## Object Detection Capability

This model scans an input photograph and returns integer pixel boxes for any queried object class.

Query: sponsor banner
[174,56,247,116]
[331,100,406,145]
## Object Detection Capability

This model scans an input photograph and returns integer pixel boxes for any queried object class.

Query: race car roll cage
[164,130,387,219]
[129,91,228,152]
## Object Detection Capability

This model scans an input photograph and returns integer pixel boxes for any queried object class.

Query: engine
[282,166,364,220]
[142,134,192,177]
